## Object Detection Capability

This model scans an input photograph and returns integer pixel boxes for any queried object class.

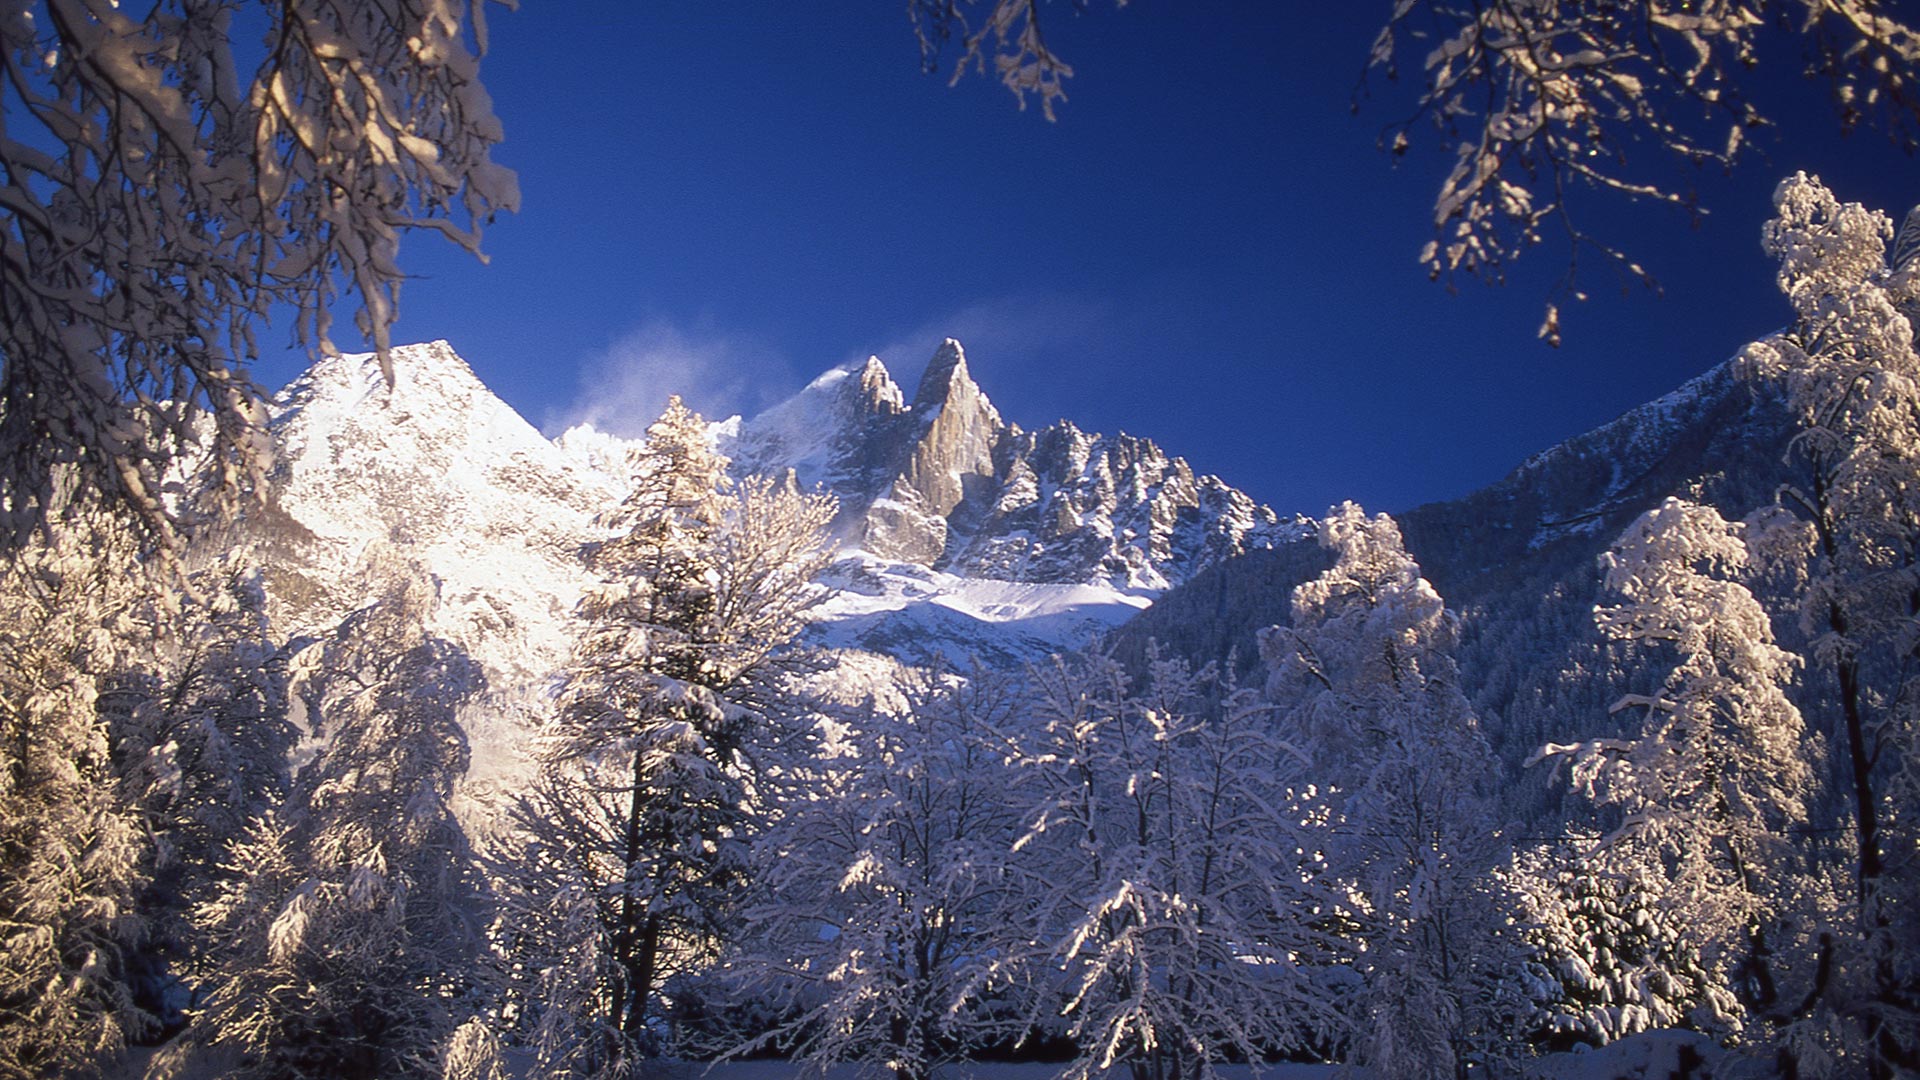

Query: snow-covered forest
[2,176,1918,1079]
[6,2,1920,1079]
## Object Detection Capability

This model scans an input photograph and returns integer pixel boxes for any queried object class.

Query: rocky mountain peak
[865,341,1007,563]
[854,355,906,415]
[727,339,1289,587]
[911,338,984,412]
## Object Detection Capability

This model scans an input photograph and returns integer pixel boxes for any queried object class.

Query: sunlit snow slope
[257,341,627,802]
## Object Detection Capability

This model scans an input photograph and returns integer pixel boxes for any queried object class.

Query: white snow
[260,343,1164,820]
[266,342,632,808]
[808,552,1153,664]
[112,1031,1770,1080]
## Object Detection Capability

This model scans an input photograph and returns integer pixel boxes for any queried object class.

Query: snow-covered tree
[990,647,1340,1080]
[1737,173,1920,1078]
[438,1018,506,1080]
[509,397,836,1069]
[176,576,487,1080]
[724,663,1026,1080]
[1259,502,1503,1079]
[1504,840,1733,1050]
[0,516,159,1078]
[0,0,518,547]
[103,554,295,1023]
[136,557,293,878]
[1532,496,1815,1046]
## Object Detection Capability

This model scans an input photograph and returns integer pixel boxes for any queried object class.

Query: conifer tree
[1504,841,1732,1050]
[512,397,835,1070]
[0,518,157,1078]
[1532,497,1814,1048]
[110,555,294,1025]
[176,576,486,1080]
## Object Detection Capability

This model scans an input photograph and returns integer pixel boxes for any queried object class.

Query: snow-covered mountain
[718,337,1303,660]
[249,341,626,800]
[725,338,1299,589]
[243,336,1797,818]
[240,338,1297,795]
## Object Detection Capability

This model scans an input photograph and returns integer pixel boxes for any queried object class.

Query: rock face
[727,338,1298,589]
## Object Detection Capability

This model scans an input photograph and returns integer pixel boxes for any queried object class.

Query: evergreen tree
[512,397,836,1071]
[0,518,157,1078]
[175,576,486,1080]
[111,555,295,1028]
[1504,841,1733,1049]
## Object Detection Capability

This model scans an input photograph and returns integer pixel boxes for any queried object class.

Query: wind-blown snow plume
[554,319,795,437]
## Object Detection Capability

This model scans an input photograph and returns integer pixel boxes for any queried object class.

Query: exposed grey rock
[725,339,1298,588]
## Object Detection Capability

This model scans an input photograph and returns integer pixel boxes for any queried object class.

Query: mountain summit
[726,339,1297,589]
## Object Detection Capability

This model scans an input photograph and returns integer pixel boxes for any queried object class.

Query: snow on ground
[115,1035,1769,1080]
[693,1065,1337,1080]
[807,553,1155,667]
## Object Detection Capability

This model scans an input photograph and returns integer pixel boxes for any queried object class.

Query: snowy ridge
[1507,361,1738,547]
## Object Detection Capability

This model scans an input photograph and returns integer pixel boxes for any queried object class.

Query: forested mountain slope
[1114,360,1799,776]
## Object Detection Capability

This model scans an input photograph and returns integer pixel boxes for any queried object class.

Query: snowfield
[806,553,1155,666]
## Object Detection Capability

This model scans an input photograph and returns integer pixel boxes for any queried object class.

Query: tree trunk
[610,739,648,1043]
[889,1011,920,1080]
[626,912,661,1045]
[1831,629,1899,1079]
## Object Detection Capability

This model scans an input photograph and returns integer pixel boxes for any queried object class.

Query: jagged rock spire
[722,338,1288,585]
[912,338,974,409]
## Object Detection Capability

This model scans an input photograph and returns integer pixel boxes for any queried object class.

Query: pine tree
[177,575,486,1080]
[0,518,157,1078]
[511,397,836,1069]
[110,555,294,1028]
[1505,841,1733,1049]
[1532,497,1814,1048]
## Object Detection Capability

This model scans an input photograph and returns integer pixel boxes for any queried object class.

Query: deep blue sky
[262,3,1917,518]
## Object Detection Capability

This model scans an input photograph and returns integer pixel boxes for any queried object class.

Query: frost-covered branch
[1368,1,1920,321]
[0,0,518,547]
